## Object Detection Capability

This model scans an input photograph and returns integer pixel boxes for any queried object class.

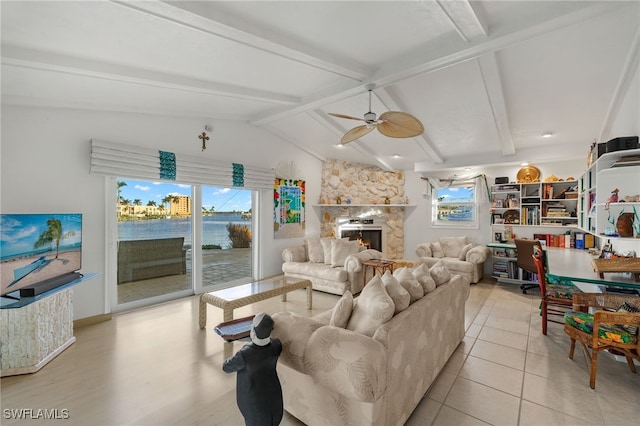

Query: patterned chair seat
[564,311,638,345]
[546,283,581,299]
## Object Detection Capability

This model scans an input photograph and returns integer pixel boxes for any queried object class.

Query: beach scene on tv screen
[0,213,82,296]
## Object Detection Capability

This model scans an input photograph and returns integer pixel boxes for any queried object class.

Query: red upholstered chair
[531,248,578,335]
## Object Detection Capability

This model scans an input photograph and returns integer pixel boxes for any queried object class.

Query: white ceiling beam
[111,0,370,81]
[436,0,488,43]
[372,2,623,87]
[414,141,586,173]
[2,45,299,106]
[253,2,623,124]
[598,27,640,143]
[476,54,516,156]
[375,87,444,164]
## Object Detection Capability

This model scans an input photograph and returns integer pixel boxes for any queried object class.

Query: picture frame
[492,199,503,208]
[492,213,502,224]
[494,232,503,242]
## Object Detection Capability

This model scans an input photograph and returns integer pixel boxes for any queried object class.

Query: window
[432,181,478,228]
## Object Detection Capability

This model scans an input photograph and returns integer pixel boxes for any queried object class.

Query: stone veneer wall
[318,159,406,259]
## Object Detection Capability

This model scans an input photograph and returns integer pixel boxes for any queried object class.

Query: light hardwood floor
[1,279,639,425]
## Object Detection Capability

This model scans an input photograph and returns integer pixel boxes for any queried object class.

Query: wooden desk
[362,259,396,286]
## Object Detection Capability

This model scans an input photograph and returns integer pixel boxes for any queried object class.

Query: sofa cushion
[321,237,335,265]
[430,261,451,286]
[287,245,307,263]
[413,263,436,293]
[440,236,468,258]
[331,239,360,267]
[393,267,424,302]
[346,276,394,337]
[380,271,410,314]
[306,238,324,263]
[430,241,444,258]
[459,243,473,260]
[282,261,348,282]
[330,291,354,328]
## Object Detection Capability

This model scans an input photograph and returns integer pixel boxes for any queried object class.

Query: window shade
[90,139,274,190]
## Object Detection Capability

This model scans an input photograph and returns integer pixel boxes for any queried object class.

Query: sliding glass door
[116,179,193,304]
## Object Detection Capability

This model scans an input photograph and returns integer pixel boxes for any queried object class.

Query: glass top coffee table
[198,275,312,328]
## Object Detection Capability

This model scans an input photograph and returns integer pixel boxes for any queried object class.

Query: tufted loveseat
[416,235,489,284]
[272,264,469,425]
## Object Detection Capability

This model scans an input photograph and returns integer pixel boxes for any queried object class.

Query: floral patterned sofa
[272,263,469,425]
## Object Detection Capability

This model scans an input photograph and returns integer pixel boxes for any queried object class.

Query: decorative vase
[616,212,634,237]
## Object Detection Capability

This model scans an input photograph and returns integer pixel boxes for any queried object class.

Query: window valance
[421,173,490,202]
[90,139,274,191]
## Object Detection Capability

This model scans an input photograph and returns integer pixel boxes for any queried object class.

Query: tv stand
[0,273,97,377]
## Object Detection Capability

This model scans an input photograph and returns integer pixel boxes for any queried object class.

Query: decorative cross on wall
[199,132,209,151]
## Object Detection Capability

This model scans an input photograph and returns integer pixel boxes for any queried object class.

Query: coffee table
[199,275,312,328]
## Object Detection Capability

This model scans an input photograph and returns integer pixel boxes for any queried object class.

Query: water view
[118,213,251,248]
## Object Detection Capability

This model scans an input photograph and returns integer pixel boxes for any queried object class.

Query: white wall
[0,106,322,319]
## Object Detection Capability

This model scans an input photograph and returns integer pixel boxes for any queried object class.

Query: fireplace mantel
[313,204,416,207]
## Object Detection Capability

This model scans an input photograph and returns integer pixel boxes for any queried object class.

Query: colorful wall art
[274,179,305,238]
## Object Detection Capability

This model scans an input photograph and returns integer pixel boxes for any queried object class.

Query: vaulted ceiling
[2,1,639,172]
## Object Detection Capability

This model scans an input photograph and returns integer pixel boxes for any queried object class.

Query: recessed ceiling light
[335,144,344,148]
[542,132,553,138]
[392,154,400,158]
[521,162,529,166]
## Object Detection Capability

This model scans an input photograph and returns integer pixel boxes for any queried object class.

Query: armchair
[564,292,640,389]
[416,236,488,284]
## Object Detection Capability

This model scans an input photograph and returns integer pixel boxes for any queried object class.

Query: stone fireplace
[318,159,407,259]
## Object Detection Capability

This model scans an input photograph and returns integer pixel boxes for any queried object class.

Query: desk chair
[564,293,640,389]
[514,238,541,294]
[531,248,577,335]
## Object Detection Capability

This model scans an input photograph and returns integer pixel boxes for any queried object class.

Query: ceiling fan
[328,89,424,145]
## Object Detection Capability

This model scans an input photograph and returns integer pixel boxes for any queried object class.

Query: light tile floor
[405,281,640,426]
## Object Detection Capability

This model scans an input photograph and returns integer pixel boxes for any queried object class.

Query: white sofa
[272,265,469,426]
[416,236,489,284]
[282,237,382,295]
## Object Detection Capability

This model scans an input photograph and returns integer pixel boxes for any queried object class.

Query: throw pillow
[330,291,354,328]
[320,237,335,265]
[380,271,410,314]
[306,238,324,263]
[459,243,473,261]
[430,241,444,258]
[440,236,468,258]
[617,302,640,335]
[413,263,436,293]
[346,276,394,337]
[393,267,424,302]
[430,261,451,286]
[331,239,361,267]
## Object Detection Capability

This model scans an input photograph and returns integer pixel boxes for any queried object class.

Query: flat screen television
[1,213,82,297]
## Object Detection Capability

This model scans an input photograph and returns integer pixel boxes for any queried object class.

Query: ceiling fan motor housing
[363,111,377,122]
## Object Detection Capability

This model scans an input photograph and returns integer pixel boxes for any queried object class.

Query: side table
[362,259,396,287]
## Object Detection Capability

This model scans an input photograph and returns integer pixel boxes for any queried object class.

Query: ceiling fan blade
[341,125,375,144]
[378,111,424,138]
[328,112,366,122]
